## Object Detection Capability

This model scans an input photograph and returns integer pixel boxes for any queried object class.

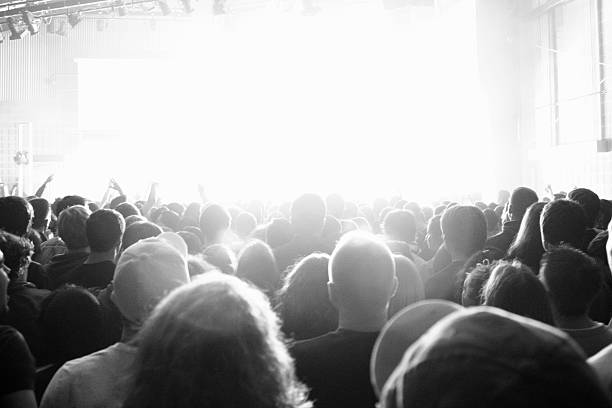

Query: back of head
[202,244,236,275]
[321,215,342,243]
[383,210,416,244]
[0,196,33,236]
[109,195,127,209]
[55,195,86,216]
[29,197,51,230]
[122,221,163,250]
[483,208,500,234]
[112,234,190,326]
[123,273,308,408]
[291,193,326,236]
[276,253,337,340]
[236,240,279,294]
[58,205,91,251]
[596,199,612,230]
[483,261,554,325]
[380,307,611,408]
[235,212,257,239]
[540,199,586,249]
[115,202,141,220]
[509,187,538,221]
[0,230,33,280]
[329,232,396,314]
[540,246,601,318]
[441,205,486,258]
[125,214,147,228]
[40,285,102,362]
[568,188,600,228]
[266,218,293,249]
[508,202,546,267]
[199,203,231,244]
[87,209,125,253]
[461,262,494,307]
[389,256,425,318]
[177,231,203,255]
[158,210,181,232]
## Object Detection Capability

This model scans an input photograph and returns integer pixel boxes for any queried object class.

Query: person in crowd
[36,285,103,400]
[388,255,424,318]
[235,211,257,240]
[540,199,586,250]
[274,194,332,275]
[0,324,37,408]
[568,188,601,249]
[596,199,612,231]
[425,205,486,302]
[28,197,51,262]
[124,215,146,228]
[540,246,612,356]
[383,210,426,272]
[483,208,501,237]
[486,187,538,253]
[506,202,546,272]
[121,221,162,250]
[199,203,231,247]
[276,253,337,341]
[292,232,397,408]
[0,230,50,363]
[321,216,342,246]
[157,210,181,232]
[380,307,612,408]
[421,215,442,261]
[179,202,202,229]
[121,273,309,408]
[40,233,190,408]
[483,260,554,325]
[45,205,91,290]
[66,209,125,289]
[114,202,140,220]
[236,240,280,296]
[38,196,86,265]
[461,262,494,307]
[176,231,203,255]
[203,244,236,275]
[266,218,293,249]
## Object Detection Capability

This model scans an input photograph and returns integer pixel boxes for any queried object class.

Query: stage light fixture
[68,12,82,27]
[158,0,171,16]
[7,17,27,40]
[22,11,39,35]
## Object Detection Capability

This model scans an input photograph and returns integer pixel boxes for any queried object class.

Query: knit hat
[111,232,190,326]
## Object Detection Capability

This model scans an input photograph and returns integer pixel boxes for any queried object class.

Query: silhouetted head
[115,202,141,219]
[236,240,280,295]
[0,196,33,236]
[29,197,51,230]
[568,188,600,228]
[199,203,231,245]
[87,209,125,253]
[58,205,91,251]
[509,187,538,221]
[540,200,586,249]
[266,218,293,249]
[441,206,486,260]
[122,221,163,251]
[383,210,416,244]
[291,193,326,236]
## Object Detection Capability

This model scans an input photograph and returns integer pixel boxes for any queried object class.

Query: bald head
[329,232,396,314]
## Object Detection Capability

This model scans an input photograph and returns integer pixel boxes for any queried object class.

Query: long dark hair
[122,273,310,408]
[507,202,546,271]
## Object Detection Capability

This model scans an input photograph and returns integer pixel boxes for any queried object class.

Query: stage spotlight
[22,11,39,35]
[7,17,27,40]
[68,13,81,27]
[158,0,171,16]
[181,0,194,14]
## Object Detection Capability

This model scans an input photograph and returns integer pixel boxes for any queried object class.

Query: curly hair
[123,273,311,408]
[0,230,33,280]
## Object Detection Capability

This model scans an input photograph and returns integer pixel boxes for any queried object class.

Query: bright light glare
[68,1,494,205]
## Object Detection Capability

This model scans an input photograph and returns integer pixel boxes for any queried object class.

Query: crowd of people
[1,178,612,407]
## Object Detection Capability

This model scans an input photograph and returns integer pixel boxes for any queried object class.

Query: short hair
[29,197,51,229]
[291,193,326,236]
[509,187,538,220]
[276,253,337,340]
[158,210,181,232]
[39,285,102,362]
[540,199,586,248]
[199,203,231,243]
[125,215,147,228]
[54,195,86,216]
[329,232,395,312]
[236,240,279,295]
[462,262,494,307]
[122,221,163,250]
[483,261,554,325]
[177,231,203,255]
[0,230,33,280]
[203,244,236,275]
[321,215,342,243]
[115,202,141,219]
[121,273,309,408]
[266,218,293,249]
[0,196,33,236]
[58,205,91,250]
[383,210,416,244]
[568,188,600,228]
[234,212,257,238]
[109,195,127,209]
[86,209,125,252]
[441,206,486,258]
[540,246,602,317]
[388,255,424,318]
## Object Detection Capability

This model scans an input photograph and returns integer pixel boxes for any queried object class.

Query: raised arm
[34,174,54,198]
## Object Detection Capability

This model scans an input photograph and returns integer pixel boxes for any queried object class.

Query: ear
[328,281,339,308]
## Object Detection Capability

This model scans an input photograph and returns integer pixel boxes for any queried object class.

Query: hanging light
[158,0,171,16]
[7,17,26,40]
[22,11,39,35]
[68,12,82,27]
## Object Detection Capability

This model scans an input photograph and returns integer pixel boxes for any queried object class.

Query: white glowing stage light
[72,2,493,204]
